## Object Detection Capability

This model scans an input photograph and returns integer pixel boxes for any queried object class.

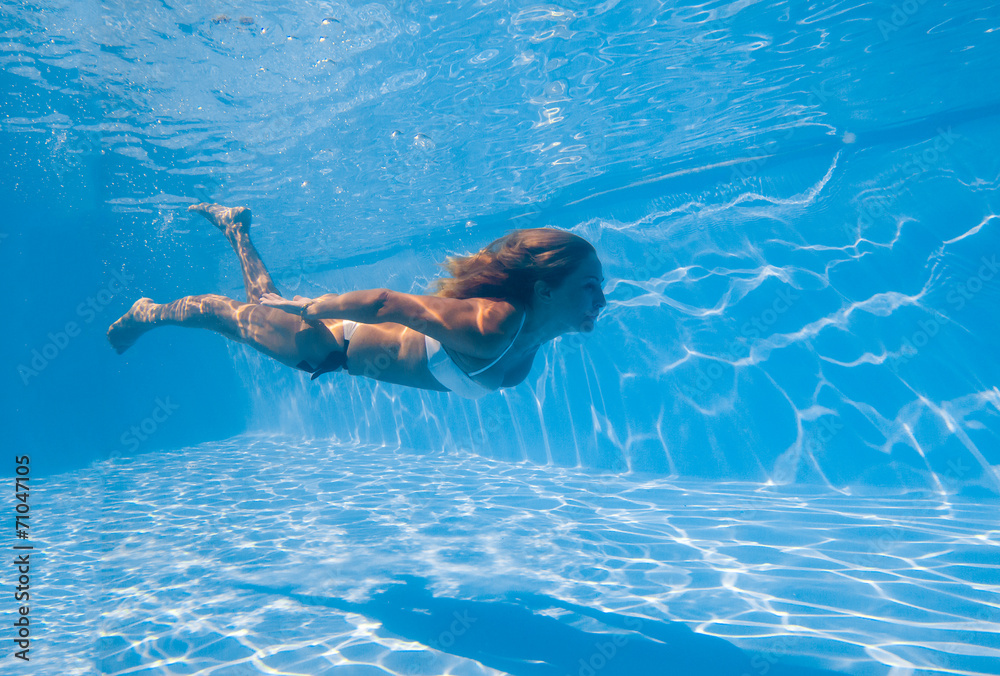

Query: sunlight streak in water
[35,439,1000,675]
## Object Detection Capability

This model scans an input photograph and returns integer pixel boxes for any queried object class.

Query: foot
[107,298,155,354]
[188,202,252,237]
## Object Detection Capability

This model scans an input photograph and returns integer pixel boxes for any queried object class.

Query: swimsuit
[298,314,526,400]
[424,312,525,400]
[295,320,358,380]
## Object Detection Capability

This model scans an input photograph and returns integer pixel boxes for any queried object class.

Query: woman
[107,203,606,399]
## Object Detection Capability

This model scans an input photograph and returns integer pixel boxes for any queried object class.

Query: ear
[533,279,554,304]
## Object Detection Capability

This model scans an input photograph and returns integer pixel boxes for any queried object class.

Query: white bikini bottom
[342,319,358,341]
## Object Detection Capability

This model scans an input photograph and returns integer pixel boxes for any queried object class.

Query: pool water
[3,1,999,674]
[40,439,999,674]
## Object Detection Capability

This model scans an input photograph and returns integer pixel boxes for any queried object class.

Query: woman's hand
[259,293,312,316]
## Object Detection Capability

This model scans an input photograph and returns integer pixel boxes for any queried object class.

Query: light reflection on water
[36,437,1000,675]
[4,2,1000,672]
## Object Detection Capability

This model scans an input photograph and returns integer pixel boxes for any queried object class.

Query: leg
[107,295,340,370]
[188,203,279,304]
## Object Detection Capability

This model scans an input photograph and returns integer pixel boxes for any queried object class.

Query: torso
[325,316,538,393]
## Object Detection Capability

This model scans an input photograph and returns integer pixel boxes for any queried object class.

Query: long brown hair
[432,228,595,305]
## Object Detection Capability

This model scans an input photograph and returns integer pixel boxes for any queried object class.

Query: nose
[596,288,606,309]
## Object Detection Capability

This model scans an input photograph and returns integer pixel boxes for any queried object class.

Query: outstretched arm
[259,290,389,324]
[260,290,518,359]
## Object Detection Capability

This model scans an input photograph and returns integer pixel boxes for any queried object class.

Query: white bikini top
[424,311,526,399]
[466,311,526,376]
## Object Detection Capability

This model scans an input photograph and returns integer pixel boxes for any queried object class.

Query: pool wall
[3,1,998,497]
[232,113,1000,496]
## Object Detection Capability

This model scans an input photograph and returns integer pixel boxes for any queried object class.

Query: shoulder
[476,297,523,332]
[383,292,522,359]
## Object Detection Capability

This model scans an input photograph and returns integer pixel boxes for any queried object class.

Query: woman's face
[549,252,607,333]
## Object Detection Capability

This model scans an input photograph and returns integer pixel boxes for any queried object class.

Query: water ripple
[32,439,1000,675]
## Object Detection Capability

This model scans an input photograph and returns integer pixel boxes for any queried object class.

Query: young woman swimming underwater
[107,203,606,399]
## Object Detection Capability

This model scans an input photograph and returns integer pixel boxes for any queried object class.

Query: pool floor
[34,437,1000,675]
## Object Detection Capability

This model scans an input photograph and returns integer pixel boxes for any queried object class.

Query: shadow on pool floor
[242,575,848,676]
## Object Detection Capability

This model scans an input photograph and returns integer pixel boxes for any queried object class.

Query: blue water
[3,1,999,674]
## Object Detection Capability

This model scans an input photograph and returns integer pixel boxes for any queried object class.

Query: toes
[188,202,220,221]
[188,203,229,230]
[188,203,251,231]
